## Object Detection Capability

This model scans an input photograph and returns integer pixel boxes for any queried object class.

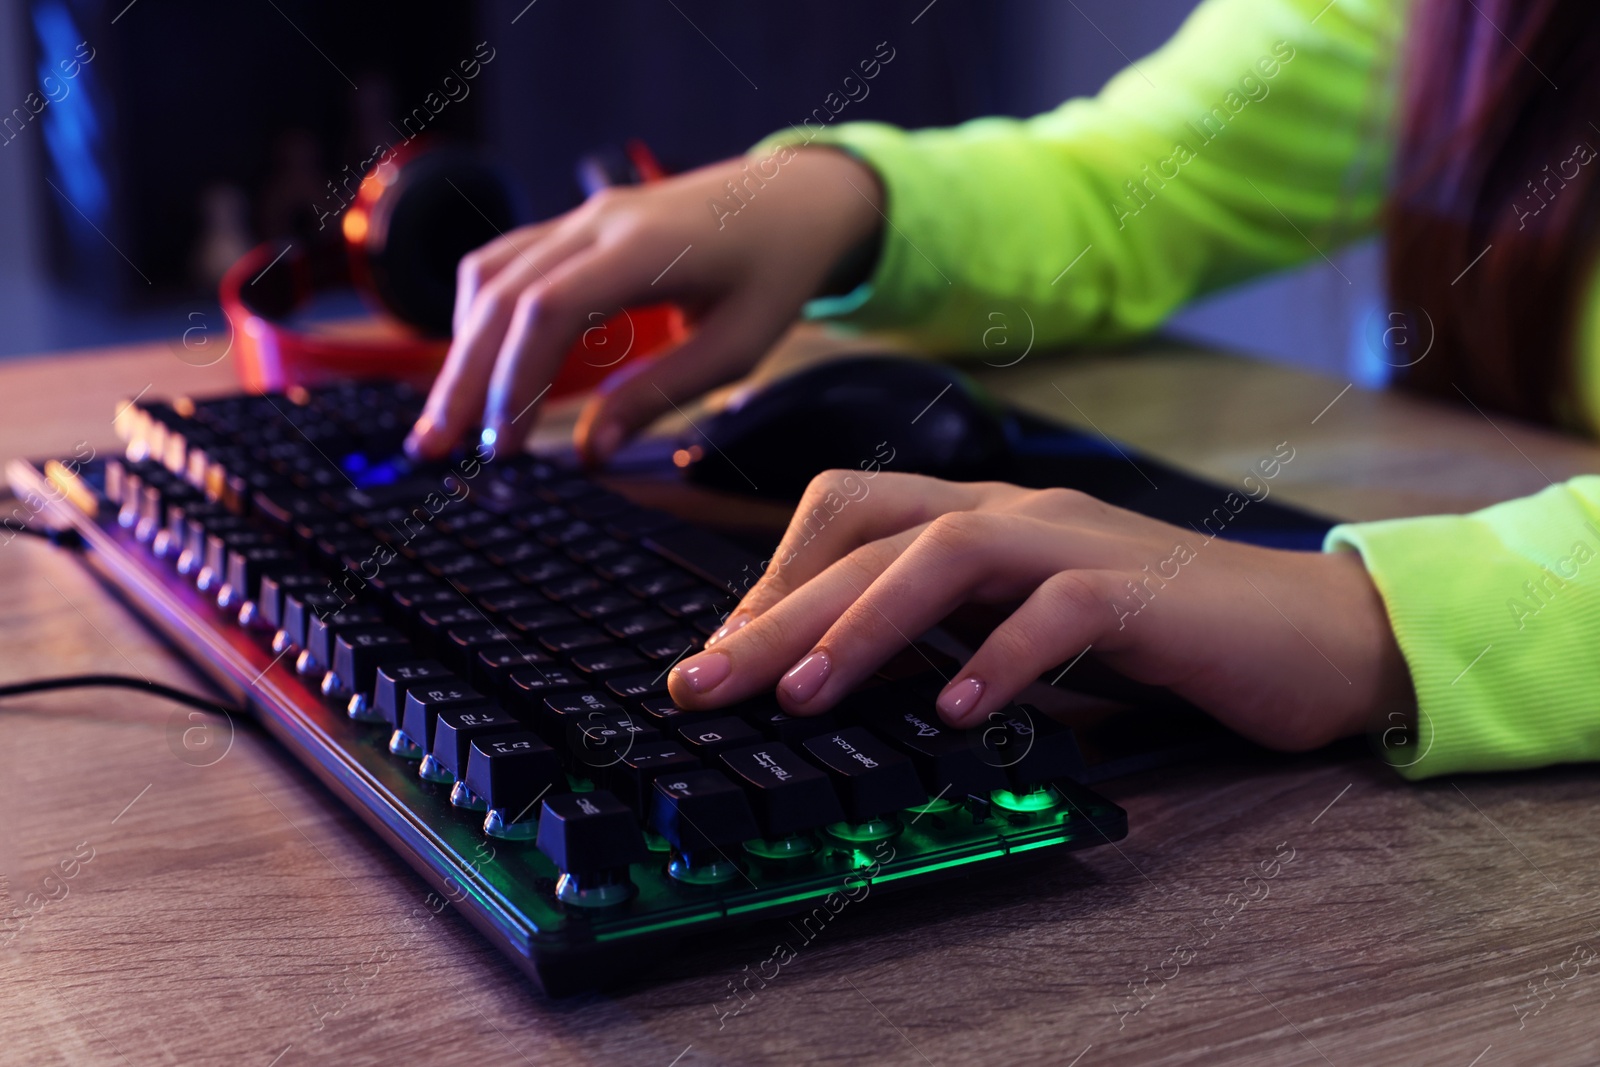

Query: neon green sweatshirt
[755,0,1600,779]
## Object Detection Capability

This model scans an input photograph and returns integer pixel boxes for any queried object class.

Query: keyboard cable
[1,517,242,717]
[0,675,242,718]
[2,518,84,548]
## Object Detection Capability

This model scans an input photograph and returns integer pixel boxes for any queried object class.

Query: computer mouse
[680,355,1014,499]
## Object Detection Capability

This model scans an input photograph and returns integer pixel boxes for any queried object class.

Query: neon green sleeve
[753,0,1402,351]
[1325,478,1600,779]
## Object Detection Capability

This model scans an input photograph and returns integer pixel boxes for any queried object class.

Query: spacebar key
[641,526,760,594]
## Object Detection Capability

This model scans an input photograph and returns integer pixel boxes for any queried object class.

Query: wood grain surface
[2,330,1598,1066]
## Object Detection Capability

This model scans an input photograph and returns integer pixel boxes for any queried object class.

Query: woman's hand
[666,472,1414,752]
[405,148,883,465]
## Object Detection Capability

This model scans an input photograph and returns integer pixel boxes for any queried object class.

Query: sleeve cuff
[1324,476,1600,779]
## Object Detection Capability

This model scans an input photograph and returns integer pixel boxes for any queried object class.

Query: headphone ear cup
[360,148,526,337]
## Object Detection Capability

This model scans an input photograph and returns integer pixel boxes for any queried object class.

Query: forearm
[754,0,1401,353]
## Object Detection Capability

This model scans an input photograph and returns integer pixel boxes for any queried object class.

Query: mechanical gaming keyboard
[8,381,1127,995]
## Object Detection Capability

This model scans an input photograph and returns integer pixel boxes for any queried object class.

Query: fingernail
[704,613,751,648]
[590,421,623,462]
[780,649,831,705]
[937,676,985,724]
[406,414,438,459]
[671,651,731,694]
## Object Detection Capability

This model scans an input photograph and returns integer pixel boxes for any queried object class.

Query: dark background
[0,0,1376,375]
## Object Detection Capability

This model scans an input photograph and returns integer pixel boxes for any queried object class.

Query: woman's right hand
[405,147,885,466]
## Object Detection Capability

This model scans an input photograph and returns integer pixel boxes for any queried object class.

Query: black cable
[1,518,83,548]
[0,674,241,719]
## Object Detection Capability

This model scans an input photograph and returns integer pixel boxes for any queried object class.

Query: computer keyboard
[8,380,1127,994]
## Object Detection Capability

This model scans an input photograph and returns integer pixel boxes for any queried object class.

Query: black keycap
[479,590,552,615]
[603,740,701,815]
[605,671,670,701]
[504,604,577,635]
[802,727,927,822]
[166,499,229,558]
[570,647,648,677]
[720,742,845,837]
[475,642,556,691]
[465,732,563,818]
[641,527,752,593]
[450,568,519,597]
[566,537,626,564]
[538,519,598,547]
[687,613,724,637]
[512,557,576,585]
[331,627,413,696]
[542,691,625,725]
[435,508,498,537]
[279,591,346,653]
[859,704,1007,797]
[512,503,568,530]
[507,666,583,704]
[567,591,641,620]
[374,660,455,728]
[750,706,841,745]
[418,604,484,639]
[536,791,648,875]
[402,682,491,753]
[226,545,294,605]
[457,523,523,551]
[593,552,660,582]
[427,552,490,579]
[445,621,518,663]
[603,609,676,640]
[563,712,658,773]
[432,705,521,781]
[657,587,725,618]
[392,584,466,614]
[627,571,696,599]
[637,696,690,723]
[541,574,607,602]
[650,770,760,851]
[538,626,612,654]
[486,540,550,568]
[677,716,762,756]
[203,528,274,586]
[259,572,325,631]
[306,607,388,674]
[973,704,1086,788]
[635,629,698,662]
[605,508,680,540]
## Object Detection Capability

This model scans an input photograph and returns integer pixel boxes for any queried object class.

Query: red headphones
[221,140,683,398]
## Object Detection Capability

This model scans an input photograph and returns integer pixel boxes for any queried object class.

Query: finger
[770,511,1082,714]
[409,227,594,459]
[702,474,1000,647]
[667,525,922,710]
[934,569,1131,728]
[452,222,553,336]
[481,241,663,448]
[572,290,792,466]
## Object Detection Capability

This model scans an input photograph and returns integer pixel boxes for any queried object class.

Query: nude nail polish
[780,649,831,704]
[672,651,731,694]
[705,613,751,648]
[937,676,984,723]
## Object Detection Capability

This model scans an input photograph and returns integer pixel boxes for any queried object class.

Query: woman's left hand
[666,471,1413,752]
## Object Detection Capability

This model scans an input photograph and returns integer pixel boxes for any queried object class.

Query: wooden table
[3,331,1599,1067]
